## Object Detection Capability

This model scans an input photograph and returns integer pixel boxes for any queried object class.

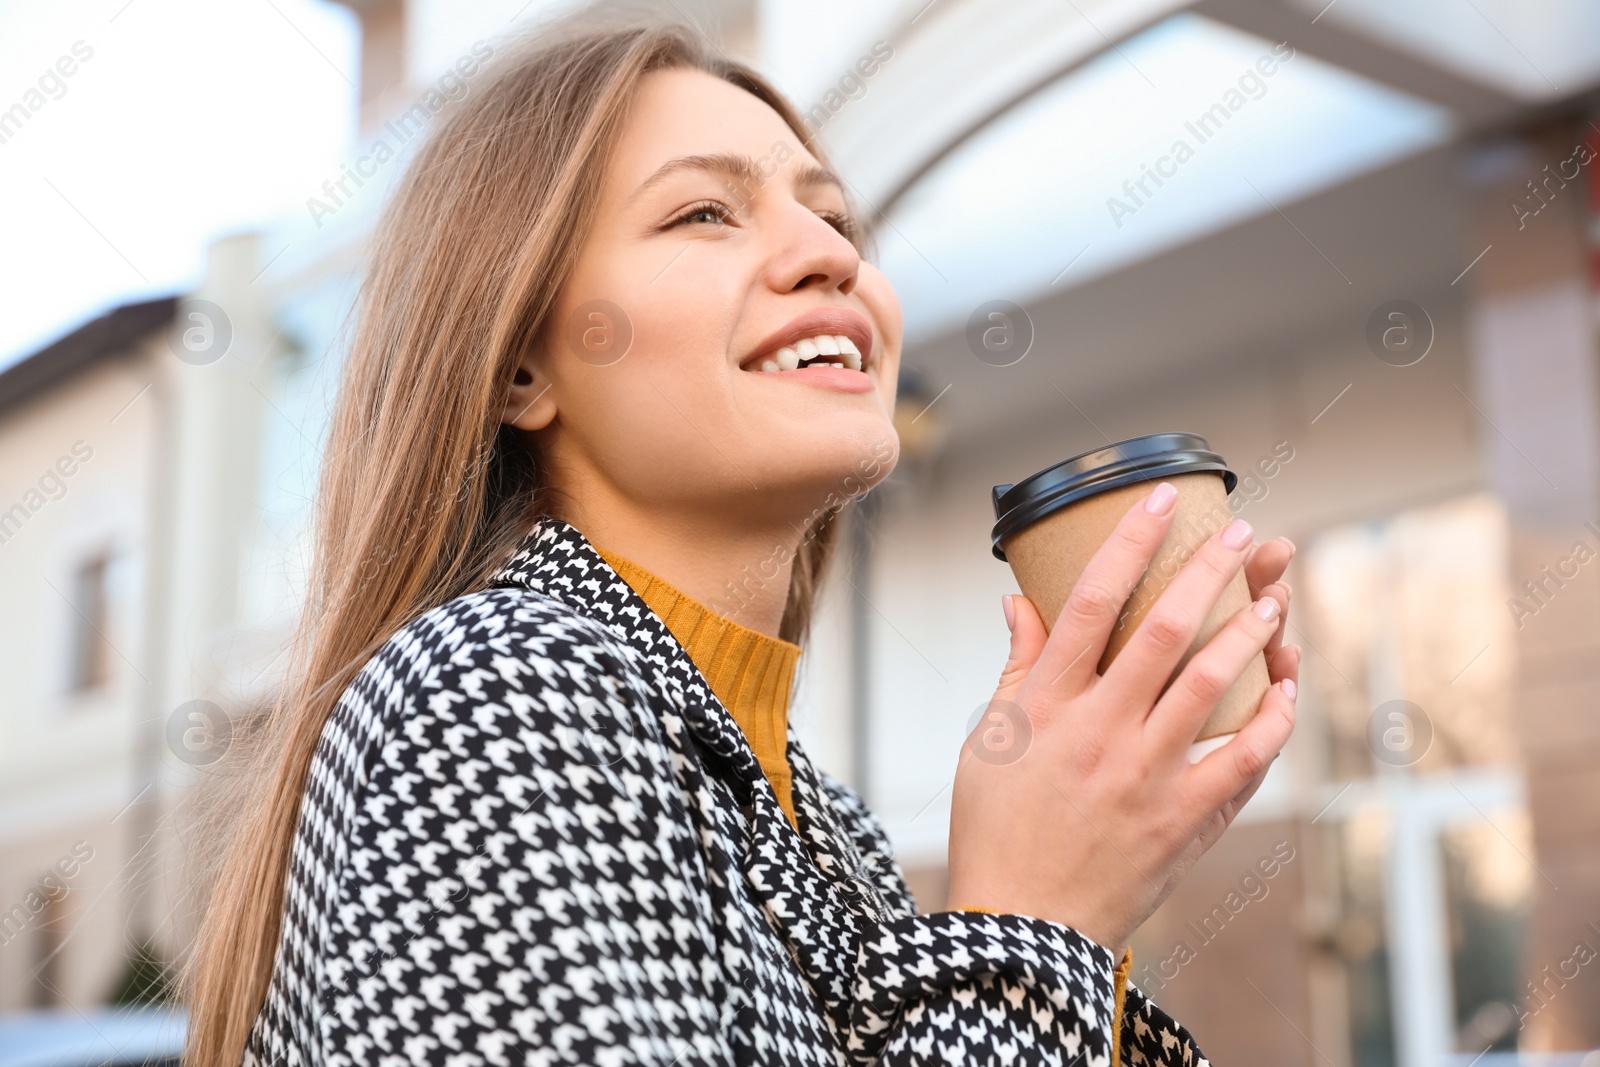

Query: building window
[1442,813,1530,1052]
[67,552,113,692]
[1302,492,1530,1067]
[31,878,69,1008]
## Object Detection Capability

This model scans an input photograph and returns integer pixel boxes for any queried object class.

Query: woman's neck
[557,494,804,638]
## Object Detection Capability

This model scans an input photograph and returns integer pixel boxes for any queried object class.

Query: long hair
[180,10,862,1064]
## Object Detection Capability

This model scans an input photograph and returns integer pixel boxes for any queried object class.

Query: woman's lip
[745,366,875,393]
[741,309,875,373]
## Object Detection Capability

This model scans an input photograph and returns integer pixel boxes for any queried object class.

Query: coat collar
[486,516,895,929]
[487,514,762,781]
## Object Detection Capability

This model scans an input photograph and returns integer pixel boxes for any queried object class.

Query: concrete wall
[0,340,159,1010]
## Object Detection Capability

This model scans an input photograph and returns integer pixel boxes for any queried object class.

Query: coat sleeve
[820,775,1213,1067]
[847,908,1122,1064]
[312,597,739,1067]
[1119,981,1215,1067]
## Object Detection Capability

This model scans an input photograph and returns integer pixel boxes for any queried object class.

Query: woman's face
[506,67,902,532]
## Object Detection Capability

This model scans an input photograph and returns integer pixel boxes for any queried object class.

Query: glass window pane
[1442,812,1532,1053]
[1333,809,1397,1067]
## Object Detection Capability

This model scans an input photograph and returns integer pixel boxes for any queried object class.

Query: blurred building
[0,234,291,1012]
[0,295,175,1009]
[2,1,1599,1064]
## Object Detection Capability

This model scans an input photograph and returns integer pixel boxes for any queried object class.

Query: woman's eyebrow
[628,151,843,205]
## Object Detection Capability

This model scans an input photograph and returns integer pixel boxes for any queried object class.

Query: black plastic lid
[990,432,1236,561]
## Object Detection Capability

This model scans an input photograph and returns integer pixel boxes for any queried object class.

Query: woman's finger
[1025,482,1179,699]
[1101,517,1255,710]
[1259,581,1290,659]
[1246,537,1294,658]
[1266,642,1301,688]
[993,592,1051,701]
[1244,537,1294,597]
[1183,677,1297,816]
[1145,593,1282,761]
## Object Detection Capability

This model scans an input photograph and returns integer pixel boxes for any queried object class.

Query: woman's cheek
[856,262,903,353]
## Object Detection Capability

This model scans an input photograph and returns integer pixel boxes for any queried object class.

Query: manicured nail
[1001,593,1016,631]
[1221,519,1253,549]
[1145,482,1177,515]
[1279,536,1297,555]
[1253,596,1280,621]
[1281,678,1297,701]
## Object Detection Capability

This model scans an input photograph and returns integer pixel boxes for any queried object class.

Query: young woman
[184,10,1300,1066]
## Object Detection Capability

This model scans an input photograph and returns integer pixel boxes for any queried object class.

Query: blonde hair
[180,11,860,1064]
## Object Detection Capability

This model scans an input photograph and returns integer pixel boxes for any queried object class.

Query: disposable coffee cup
[991,432,1271,763]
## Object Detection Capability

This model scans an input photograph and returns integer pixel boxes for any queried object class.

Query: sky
[0,0,358,371]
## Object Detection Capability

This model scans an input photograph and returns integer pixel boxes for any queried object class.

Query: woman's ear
[501,350,557,431]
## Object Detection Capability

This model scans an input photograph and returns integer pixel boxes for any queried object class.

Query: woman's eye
[666,202,857,240]
[819,211,858,241]
[671,201,732,227]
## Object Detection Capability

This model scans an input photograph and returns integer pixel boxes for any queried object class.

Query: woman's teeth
[753,333,863,372]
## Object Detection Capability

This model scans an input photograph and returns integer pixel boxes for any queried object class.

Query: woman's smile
[736,306,877,392]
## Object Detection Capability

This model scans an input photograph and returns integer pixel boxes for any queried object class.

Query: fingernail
[1253,596,1280,621]
[1279,536,1297,555]
[1221,519,1253,550]
[1002,593,1016,631]
[1281,678,1297,701]
[1145,482,1177,515]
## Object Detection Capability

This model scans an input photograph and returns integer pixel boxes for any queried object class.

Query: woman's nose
[767,208,859,296]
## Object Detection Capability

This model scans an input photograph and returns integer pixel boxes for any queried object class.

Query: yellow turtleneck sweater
[597,547,802,829]
[596,547,1131,1060]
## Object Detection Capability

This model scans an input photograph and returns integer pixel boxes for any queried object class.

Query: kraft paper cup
[991,433,1271,763]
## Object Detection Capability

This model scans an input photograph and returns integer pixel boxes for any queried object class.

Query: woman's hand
[945,481,1301,956]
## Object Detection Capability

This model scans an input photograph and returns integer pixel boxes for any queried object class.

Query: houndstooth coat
[243,515,1213,1066]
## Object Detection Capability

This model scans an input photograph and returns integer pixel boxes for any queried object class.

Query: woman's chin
[751,435,898,508]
